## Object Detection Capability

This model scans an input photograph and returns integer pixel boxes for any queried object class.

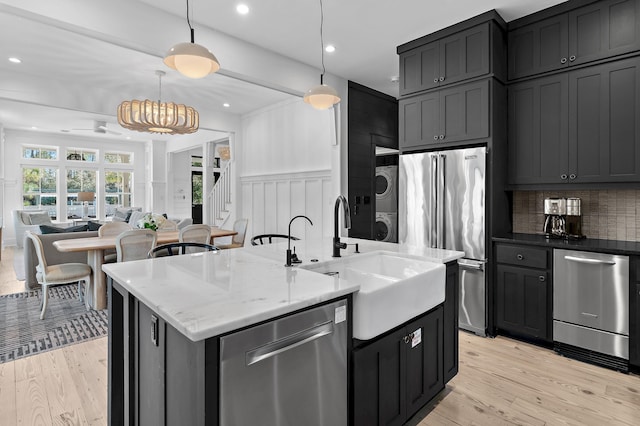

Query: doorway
[191,170,203,224]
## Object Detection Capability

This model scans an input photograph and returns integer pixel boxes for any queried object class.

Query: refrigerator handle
[436,154,445,249]
[430,154,438,248]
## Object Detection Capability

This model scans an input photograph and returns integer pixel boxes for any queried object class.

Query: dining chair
[157,219,178,231]
[98,221,133,263]
[217,218,248,249]
[26,232,93,319]
[115,229,158,262]
[179,224,212,244]
[251,234,299,245]
[148,242,219,258]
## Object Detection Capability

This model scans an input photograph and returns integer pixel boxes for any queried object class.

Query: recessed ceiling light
[126,136,131,140]
[236,4,249,14]
[325,45,336,53]
[31,126,37,130]
[390,75,399,83]
[8,57,21,64]
[223,103,230,108]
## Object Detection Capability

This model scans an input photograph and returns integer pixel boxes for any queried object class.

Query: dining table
[53,227,237,310]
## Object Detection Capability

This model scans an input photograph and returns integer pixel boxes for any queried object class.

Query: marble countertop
[103,237,464,342]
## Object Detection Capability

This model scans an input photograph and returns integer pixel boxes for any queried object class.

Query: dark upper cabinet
[508,57,640,185]
[508,0,640,80]
[400,79,489,150]
[399,23,491,96]
[494,244,553,342]
[508,74,569,184]
[508,14,569,79]
[569,57,640,183]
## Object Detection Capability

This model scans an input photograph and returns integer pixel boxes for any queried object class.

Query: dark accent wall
[347,81,398,239]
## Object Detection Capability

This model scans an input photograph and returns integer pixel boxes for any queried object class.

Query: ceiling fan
[70,120,122,136]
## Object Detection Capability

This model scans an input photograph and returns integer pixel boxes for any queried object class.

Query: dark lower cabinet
[443,262,459,383]
[353,306,444,426]
[630,257,640,369]
[495,243,552,342]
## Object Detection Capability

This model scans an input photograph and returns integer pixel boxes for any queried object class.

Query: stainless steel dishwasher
[553,249,629,370]
[219,299,348,425]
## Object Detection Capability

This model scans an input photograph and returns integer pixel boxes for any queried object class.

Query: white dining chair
[115,229,158,262]
[217,219,248,249]
[26,232,93,319]
[179,224,212,244]
[98,221,133,263]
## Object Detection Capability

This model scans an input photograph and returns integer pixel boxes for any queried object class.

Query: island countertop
[102,237,464,342]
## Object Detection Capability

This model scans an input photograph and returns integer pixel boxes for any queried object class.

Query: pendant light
[303,0,340,110]
[164,0,220,79]
[117,70,199,134]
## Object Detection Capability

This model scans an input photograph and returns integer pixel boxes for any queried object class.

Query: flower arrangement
[136,213,166,231]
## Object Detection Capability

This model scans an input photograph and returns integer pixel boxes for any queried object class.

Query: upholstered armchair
[12,209,63,248]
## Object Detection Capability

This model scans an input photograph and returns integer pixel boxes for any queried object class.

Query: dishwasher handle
[564,255,616,266]
[246,321,334,366]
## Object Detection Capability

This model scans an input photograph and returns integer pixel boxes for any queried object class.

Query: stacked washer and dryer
[375,165,398,242]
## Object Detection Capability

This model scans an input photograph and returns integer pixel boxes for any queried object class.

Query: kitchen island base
[108,278,352,426]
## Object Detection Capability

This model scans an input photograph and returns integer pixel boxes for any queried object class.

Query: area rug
[0,284,108,363]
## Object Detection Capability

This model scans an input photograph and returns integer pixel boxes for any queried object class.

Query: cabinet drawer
[495,244,548,269]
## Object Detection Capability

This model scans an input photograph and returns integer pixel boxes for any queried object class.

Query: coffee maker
[565,197,585,239]
[543,197,566,238]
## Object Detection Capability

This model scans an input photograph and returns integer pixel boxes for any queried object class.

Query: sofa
[24,231,98,290]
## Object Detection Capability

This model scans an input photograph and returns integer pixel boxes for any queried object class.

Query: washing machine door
[375,214,396,242]
[375,166,397,213]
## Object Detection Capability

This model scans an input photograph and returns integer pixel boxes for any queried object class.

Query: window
[22,145,58,160]
[105,152,133,164]
[67,169,97,218]
[191,155,203,168]
[66,148,97,162]
[104,170,133,217]
[22,167,58,218]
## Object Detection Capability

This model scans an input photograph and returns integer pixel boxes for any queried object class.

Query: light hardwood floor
[1,245,639,425]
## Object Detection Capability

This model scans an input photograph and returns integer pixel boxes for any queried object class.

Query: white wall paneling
[241,170,333,241]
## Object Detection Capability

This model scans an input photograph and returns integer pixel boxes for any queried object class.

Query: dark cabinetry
[631,257,640,368]
[443,262,459,383]
[399,23,490,96]
[400,79,489,150]
[494,243,553,342]
[353,306,443,426]
[508,0,640,80]
[508,57,640,185]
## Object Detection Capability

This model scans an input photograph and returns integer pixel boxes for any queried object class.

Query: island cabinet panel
[630,257,640,369]
[508,0,640,80]
[352,306,444,426]
[399,79,489,151]
[443,262,459,383]
[494,244,553,342]
[508,57,640,186]
[399,23,490,96]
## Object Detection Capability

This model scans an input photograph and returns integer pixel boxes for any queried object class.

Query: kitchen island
[104,237,463,425]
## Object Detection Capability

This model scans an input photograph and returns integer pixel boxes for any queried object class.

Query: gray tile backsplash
[512,190,640,242]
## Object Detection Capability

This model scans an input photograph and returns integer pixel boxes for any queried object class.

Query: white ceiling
[0,0,568,142]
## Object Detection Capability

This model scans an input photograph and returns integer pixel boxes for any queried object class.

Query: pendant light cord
[319,0,326,84]
[186,0,195,43]
[158,72,163,104]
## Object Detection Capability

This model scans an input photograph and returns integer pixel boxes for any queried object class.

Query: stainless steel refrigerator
[399,146,487,336]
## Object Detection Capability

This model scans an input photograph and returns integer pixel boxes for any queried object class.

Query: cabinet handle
[539,275,545,282]
[569,174,576,180]
[561,57,568,64]
[569,55,576,62]
[439,76,445,82]
[434,78,439,83]
[561,174,568,180]
[433,135,439,140]
[439,135,444,140]
[403,335,411,344]
[517,254,524,261]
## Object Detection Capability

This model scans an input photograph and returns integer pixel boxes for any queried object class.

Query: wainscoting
[240,170,334,242]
